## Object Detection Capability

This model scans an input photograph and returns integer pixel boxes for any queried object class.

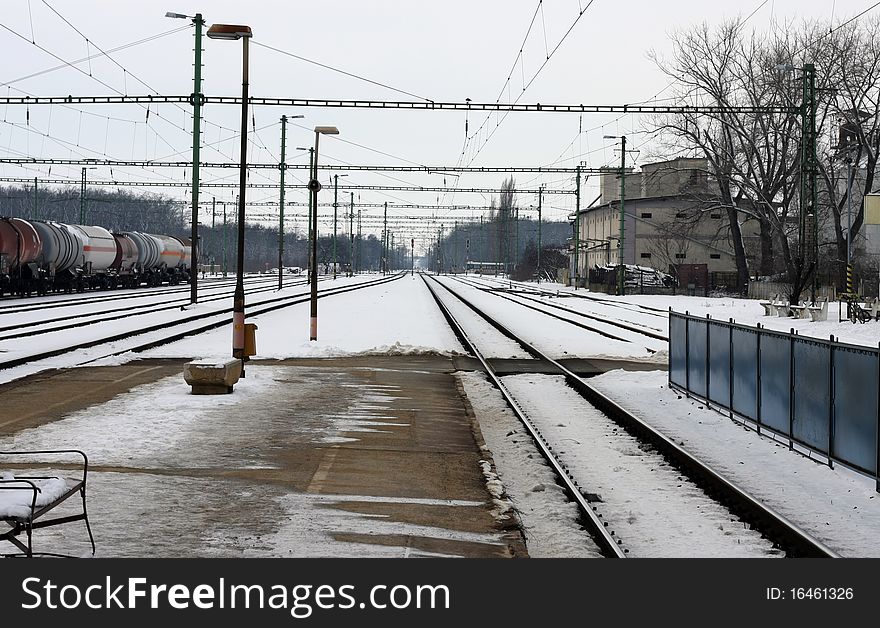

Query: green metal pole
[537,186,542,283]
[618,135,627,296]
[223,201,227,277]
[279,114,287,290]
[190,13,204,304]
[32,177,37,220]
[307,148,314,283]
[211,197,215,275]
[333,174,338,279]
[357,208,361,272]
[574,165,581,290]
[383,201,388,275]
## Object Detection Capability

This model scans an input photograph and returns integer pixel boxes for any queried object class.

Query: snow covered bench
[807,298,828,322]
[1,449,96,558]
[183,358,242,394]
[788,302,809,319]
[759,294,779,316]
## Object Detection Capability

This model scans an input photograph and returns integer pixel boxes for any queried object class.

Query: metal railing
[668,310,880,491]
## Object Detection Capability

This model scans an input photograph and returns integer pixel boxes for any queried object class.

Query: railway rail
[424,273,837,558]
[0,273,404,378]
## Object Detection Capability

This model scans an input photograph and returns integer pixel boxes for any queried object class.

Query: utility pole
[357,208,362,273]
[222,201,228,277]
[799,63,818,301]
[537,186,543,283]
[32,177,37,220]
[190,13,204,305]
[574,165,581,290]
[333,174,339,279]
[391,233,395,271]
[411,237,414,276]
[79,167,86,224]
[305,147,314,284]
[349,192,354,276]
[211,196,216,275]
[618,135,627,296]
[278,114,287,290]
[383,201,388,275]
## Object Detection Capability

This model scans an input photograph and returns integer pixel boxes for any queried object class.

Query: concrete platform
[0,356,526,558]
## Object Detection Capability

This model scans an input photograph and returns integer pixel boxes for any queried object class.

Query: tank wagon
[0,217,195,297]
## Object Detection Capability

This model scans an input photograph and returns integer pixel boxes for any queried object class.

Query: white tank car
[68,225,117,272]
[173,236,194,269]
[31,221,81,274]
[151,234,186,269]
[123,232,163,270]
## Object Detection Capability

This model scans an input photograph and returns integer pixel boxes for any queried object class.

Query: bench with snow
[183,358,242,394]
[788,302,809,319]
[807,298,829,322]
[1,449,95,558]
[759,294,780,316]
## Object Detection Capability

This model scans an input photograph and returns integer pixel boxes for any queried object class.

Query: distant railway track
[0,275,279,314]
[425,273,836,558]
[446,275,667,345]
[0,276,320,340]
[0,273,403,377]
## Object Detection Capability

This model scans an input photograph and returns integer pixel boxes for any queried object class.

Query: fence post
[828,335,835,470]
[876,342,880,493]
[789,328,795,451]
[668,308,672,390]
[728,318,734,419]
[706,314,711,402]
[756,323,762,435]
[685,311,690,395]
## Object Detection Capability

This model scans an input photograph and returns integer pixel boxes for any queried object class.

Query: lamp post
[167,11,204,304]
[309,126,339,341]
[206,22,252,364]
[604,134,627,295]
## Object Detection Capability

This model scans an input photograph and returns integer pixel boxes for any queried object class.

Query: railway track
[424,273,837,558]
[0,276,323,340]
[0,273,404,379]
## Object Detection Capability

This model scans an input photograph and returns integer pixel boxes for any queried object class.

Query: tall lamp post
[604,134,627,295]
[206,22,252,364]
[309,126,339,341]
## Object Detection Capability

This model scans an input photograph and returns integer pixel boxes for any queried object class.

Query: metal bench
[1,449,96,558]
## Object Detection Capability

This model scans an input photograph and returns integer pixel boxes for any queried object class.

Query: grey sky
[0,0,870,248]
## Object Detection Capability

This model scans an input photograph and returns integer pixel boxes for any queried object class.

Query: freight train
[0,217,195,297]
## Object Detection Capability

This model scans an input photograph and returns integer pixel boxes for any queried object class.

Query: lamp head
[165,12,189,19]
[207,24,252,40]
[314,126,340,135]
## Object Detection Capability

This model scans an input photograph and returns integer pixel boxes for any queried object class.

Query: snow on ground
[0,365,509,557]
[143,274,464,359]
[457,371,603,558]
[590,369,880,557]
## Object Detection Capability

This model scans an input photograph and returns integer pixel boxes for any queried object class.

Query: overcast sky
[0,0,872,249]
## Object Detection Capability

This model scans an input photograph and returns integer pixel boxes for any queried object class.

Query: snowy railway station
[3,272,880,560]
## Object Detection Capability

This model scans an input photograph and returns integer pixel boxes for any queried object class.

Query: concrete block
[183,358,242,394]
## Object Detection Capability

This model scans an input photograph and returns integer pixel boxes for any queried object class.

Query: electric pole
[349,192,354,276]
[537,186,543,283]
[333,174,339,279]
[574,165,581,290]
[190,13,204,305]
[619,135,627,296]
[278,114,287,290]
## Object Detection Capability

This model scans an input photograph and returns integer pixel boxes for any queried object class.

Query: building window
[640,212,652,219]
[710,253,721,259]
[640,253,651,259]
[675,253,686,259]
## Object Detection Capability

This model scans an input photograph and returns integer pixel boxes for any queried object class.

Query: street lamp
[309,125,339,341]
[206,22,252,365]
[604,134,627,295]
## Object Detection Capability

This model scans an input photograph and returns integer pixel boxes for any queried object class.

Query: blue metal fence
[668,311,880,491]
